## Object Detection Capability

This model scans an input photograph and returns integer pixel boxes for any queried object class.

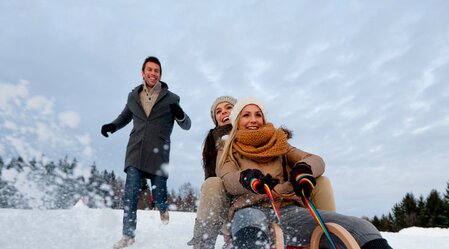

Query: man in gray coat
[101,56,191,249]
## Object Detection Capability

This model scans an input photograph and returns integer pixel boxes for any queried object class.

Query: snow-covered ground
[0,207,447,249]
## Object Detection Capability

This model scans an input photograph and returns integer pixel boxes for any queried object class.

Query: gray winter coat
[111,82,191,178]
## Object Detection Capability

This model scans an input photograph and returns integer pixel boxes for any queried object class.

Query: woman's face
[238,104,264,130]
[215,102,234,126]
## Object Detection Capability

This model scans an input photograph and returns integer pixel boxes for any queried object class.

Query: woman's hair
[217,116,240,171]
[202,128,217,179]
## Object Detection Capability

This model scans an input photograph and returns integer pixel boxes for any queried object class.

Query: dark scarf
[202,124,233,179]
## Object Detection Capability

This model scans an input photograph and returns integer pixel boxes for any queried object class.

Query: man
[101,56,191,249]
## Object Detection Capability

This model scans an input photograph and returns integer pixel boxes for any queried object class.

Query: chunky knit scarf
[234,123,288,163]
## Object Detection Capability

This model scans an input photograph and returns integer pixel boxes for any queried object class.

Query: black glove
[240,169,279,194]
[101,123,116,137]
[289,162,316,199]
[169,103,185,120]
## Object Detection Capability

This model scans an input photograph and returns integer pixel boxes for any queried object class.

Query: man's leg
[149,174,169,224]
[113,166,142,249]
[122,166,143,238]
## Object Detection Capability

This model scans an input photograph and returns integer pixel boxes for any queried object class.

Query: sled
[271,222,360,249]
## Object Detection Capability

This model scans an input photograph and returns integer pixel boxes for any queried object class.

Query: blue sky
[1,1,449,218]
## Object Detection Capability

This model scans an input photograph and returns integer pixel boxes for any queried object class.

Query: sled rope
[302,193,339,249]
[263,183,281,223]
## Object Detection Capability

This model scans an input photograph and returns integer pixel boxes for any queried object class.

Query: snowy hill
[0,208,447,249]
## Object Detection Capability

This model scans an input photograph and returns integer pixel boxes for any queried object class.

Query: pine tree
[177,182,197,212]
[444,181,449,227]
[0,156,14,208]
[424,190,446,227]
[392,193,418,229]
[416,195,427,227]
[54,157,79,209]
[2,157,30,208]
[105,170,124,209]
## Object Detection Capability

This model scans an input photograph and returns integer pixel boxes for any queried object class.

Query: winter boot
[361,238,393,249]
[192,220,222,249]
[160,211,169,225]
[187,218,201,246]
[222,234,233,249]
[112,235,135,249]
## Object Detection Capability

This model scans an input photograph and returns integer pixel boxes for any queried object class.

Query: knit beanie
[229,96,267,126]
[210,96,237,126]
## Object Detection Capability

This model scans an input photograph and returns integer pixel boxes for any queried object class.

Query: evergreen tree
[416,195,427,227]
[176,182,197,212]
[1,157,30,208]
[0,156,16,208]
[424,189,447,228]
[392,192,418,230]
[444,181,449,227]
[104,170,124,209]
[53,157,79,209]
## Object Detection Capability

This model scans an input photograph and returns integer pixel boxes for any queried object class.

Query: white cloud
[77,134,91,145]
[58,111,81,128]
[2,120,17,130]
[26,95,54,115]
[0,80,29,109]
[35,122,53,142]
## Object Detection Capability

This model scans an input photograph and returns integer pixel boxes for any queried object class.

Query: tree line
[0,156,197,211]
[369,184,449,232]
[2,155,448,232]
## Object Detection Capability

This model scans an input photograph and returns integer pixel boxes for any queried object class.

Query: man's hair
[142,56,162,75]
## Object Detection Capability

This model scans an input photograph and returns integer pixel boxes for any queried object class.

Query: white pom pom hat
[229,96,267,126]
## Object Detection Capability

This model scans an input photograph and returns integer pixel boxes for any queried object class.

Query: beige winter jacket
[217,144,325,219]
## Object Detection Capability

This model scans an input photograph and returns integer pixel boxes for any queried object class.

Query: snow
[0,208,447,249]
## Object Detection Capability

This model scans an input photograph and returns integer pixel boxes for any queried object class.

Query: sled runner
[264,182,360,249]
[271,221,360,249]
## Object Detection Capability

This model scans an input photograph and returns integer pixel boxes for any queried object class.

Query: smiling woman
[216,97,393,249]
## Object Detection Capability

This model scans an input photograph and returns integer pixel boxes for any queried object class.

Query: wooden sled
[271,222,360,249]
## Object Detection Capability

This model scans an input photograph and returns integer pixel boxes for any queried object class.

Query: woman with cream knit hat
[216,97,392,249]
[189,96,337,249]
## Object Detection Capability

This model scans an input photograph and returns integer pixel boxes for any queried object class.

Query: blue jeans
[232,206,383,248]
[122,166,168,238]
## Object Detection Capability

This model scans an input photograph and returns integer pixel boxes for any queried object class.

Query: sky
[1,207,448,249]
[1,1,449,218]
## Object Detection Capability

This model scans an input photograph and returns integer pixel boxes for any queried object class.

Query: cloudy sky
[1,1,448,218]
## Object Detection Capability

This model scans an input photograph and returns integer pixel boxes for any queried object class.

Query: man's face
[141,61,161,88]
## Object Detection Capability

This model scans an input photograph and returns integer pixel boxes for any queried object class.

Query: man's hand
[169,104,185,120]
[101,123,116,137]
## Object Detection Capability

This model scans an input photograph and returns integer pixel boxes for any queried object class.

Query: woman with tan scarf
[217,97,392,249]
